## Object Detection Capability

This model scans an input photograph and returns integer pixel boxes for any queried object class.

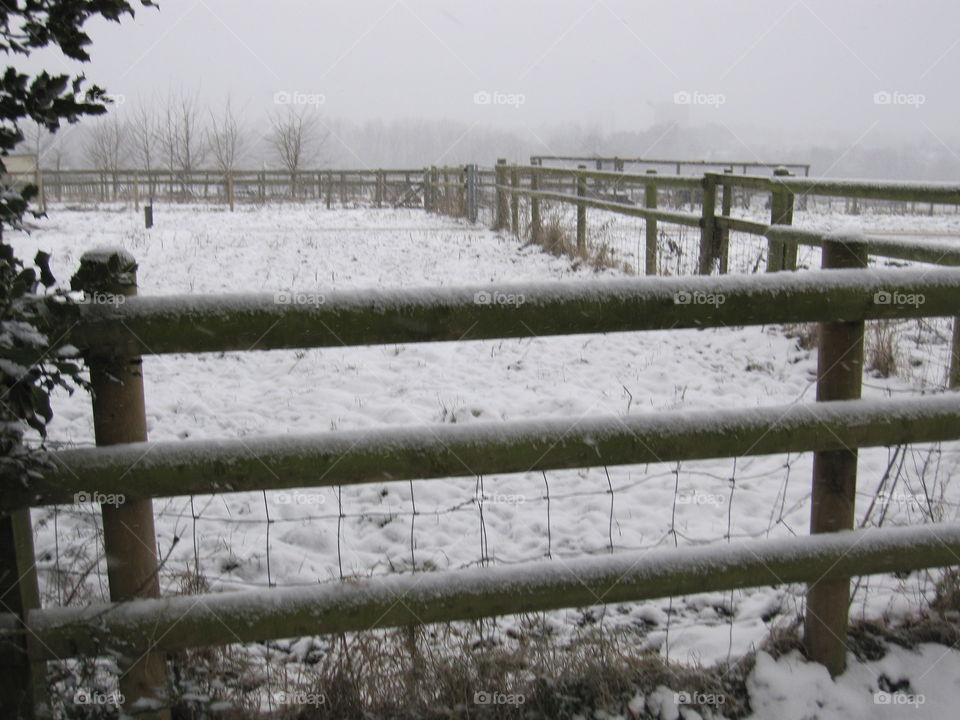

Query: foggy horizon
[14,0,960,178]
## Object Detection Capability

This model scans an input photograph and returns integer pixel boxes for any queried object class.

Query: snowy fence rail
[4,240,960,716]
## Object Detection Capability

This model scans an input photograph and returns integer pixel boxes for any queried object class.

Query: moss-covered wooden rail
[5,237,960,717]
[2,524,956,662]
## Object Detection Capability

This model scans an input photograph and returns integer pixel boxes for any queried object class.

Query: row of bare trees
[26,91,327,182]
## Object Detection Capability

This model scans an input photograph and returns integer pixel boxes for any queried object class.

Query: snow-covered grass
[11,201,960,718]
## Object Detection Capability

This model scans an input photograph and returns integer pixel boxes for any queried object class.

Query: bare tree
[85,117,129,200]
[208,96,246,174]
[266,106,326,197]
[130,100,158,201]
[159,90,207,197]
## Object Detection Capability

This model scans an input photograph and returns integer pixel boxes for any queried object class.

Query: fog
[17,0,960,178]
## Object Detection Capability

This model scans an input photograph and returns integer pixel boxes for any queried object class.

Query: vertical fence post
[325,172,333,209]
[226,170,235,212]
[768,167,797,272]
[465,164,478,223]
[132,171,140,212]
[804,236,868,678]
[423,168,432,213]
[698,173,718,275]
[339,172,347,206]
[510,167,520,237]
[375,170,384,208]
[530,165,541,243]
[0,508,46,718]
[494,159,508,230]
[719,169,733,275]
[72,250,169,717]
[645,170,658,276]
[576,165,587,255]
[950,320,960,389]
[431,167,440,215]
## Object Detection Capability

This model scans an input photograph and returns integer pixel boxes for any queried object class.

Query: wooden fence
[5,163,960,716]
[1,236,960,716]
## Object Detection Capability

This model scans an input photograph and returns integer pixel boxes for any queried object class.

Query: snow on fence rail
[4,233,960,716]
[4,524,958,662]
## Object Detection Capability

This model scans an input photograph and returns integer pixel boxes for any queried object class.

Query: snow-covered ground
[11,201,960,718]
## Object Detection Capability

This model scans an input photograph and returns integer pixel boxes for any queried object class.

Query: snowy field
[11,202,960,718]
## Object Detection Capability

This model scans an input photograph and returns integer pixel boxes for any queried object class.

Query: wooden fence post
[494,159,508,230]
[0,508,46,718]
[339,172,347,206]
[465,164,478,223]
[510,167,520,237]
[950,320,960,389]
[423,168,432,213]
[804,236,868,678]
[719,168,733,275]
[530,165,541,243]
[645,170,658,276]
[768,167,797,272]
[325,172,333,210]
[698,173,718,275]
[226,170,235,212]
[73,250,169,718]
[576,165,587,255]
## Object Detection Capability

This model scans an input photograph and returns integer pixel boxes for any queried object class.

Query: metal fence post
[72,250,169,718]
[804,236,868,677]
[645,170,658,276]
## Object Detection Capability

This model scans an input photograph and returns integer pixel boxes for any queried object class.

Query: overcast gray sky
[21,0,960,161]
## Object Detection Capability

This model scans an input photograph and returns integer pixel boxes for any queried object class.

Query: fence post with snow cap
[72,249,170,718]
[768,167,796,272]
[804,234,868,678]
